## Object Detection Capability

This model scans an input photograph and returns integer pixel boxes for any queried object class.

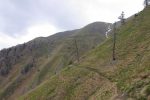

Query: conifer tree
[118,11,125,25]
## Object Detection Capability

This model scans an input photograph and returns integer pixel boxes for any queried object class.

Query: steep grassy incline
[19,7,150,100]
[0,22,111,100]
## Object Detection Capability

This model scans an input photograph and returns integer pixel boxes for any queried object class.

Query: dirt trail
[80,66,128,100]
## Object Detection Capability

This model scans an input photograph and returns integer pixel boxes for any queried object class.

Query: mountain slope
[0,22,111,100]
[19,7,150,100]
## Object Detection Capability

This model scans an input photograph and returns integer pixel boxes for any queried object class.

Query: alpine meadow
[0,0,150,100]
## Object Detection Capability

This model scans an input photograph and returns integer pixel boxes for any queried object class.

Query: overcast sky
[0,0,144,50]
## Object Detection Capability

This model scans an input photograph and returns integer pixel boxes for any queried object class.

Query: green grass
[18,7,150,100]
[2,7,150,100]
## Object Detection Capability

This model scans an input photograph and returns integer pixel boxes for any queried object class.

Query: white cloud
[68,0,144,23]
[24,23,60,39]
[0,32,18,49]
[0,0,145,50]
[0,23,61,50]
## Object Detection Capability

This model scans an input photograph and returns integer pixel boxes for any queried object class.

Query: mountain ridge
[0,21,111,100]
[18,7,150,100]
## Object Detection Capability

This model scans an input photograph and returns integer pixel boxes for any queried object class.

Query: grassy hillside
[19,7,150,100]
[0,22,111,100]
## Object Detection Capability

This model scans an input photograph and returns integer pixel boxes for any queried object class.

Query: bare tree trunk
[145,0,149,7]
[74,39,79,62]
[113,23,117,61]
[146,0,148,6]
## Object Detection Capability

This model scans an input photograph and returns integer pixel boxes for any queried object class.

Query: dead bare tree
[112,22,117,61]
[74,39,79,63]
[144,0,149,7]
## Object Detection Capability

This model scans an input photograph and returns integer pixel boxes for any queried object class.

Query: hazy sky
[0,0,144,50]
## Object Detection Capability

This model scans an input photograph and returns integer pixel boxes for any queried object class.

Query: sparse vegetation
[0,22,110,100]
[0,6,150,100]
[21,62,34,74]
[18,7,150,100]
